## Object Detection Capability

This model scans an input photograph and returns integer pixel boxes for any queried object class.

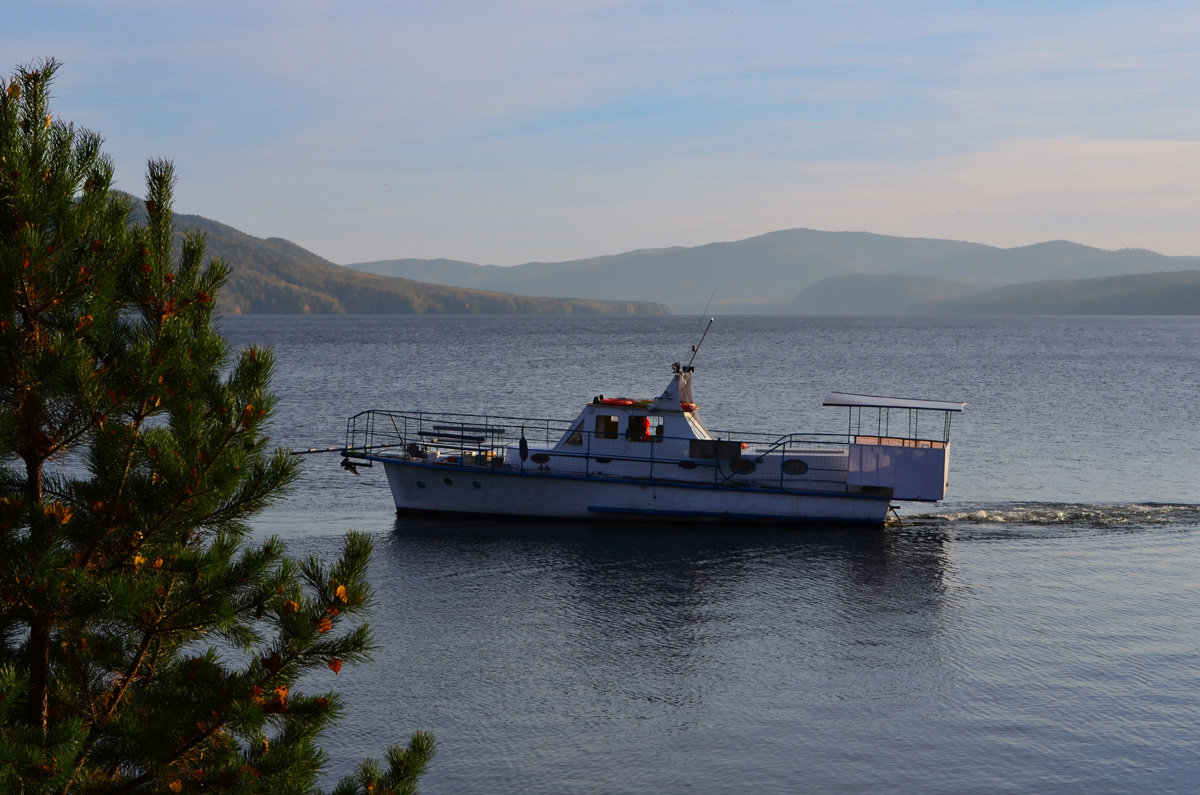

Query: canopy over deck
[823,392,966,413]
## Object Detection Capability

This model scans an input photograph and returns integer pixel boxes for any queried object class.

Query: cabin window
[595,415,619,439]
[626,415,663,442]
[564,422,584,446]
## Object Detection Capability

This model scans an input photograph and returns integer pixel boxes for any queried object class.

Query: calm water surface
[224,315,1200,793]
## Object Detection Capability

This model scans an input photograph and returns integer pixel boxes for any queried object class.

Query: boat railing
[829,400,961,446]
[344,410,574,457]
[849,435,946,449]
[345,410,868,491]
[706,429,855,488]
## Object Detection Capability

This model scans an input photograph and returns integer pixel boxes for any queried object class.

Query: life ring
[597,397,634,407]
[680,402,698,412]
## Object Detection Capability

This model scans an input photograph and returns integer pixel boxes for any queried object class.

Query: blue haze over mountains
[345,229,1200,315]
[171,204,1200,315]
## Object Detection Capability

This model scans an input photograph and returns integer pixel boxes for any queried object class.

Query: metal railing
[345,409,572,455]
[344,409,857,492]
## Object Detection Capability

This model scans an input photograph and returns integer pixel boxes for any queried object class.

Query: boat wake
[899,502,1200,531]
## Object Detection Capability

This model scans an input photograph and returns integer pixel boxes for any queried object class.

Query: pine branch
[1,61,432,791]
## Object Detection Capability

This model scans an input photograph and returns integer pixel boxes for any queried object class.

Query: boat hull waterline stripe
[585,505,881,524]
[357,453,893,501]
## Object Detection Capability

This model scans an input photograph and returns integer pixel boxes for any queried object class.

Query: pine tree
[0,59,433,792]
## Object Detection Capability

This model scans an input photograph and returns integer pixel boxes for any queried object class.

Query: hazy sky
[9,1,1200,265]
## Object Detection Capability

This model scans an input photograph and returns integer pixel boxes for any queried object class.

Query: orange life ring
[680,402,698,412]
[597,397,634,407]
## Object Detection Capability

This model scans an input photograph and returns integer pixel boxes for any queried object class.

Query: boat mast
[687,317,715,369]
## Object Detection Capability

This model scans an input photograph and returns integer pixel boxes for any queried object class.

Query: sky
[8,0,1200,265]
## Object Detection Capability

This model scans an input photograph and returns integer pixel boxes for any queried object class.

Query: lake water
[223,315,1200,793]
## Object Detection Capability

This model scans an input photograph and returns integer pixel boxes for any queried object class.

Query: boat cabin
[553,364,711,459]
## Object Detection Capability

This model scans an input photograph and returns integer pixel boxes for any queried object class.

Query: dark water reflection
[301,512,1200,793]
[315,520,961,793]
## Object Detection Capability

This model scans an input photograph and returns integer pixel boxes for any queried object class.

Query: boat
[340,361,965,526]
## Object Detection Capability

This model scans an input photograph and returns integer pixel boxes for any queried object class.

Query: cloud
[741,137,1200,256]
[214,135,1200,266]
[11,1,1200,263]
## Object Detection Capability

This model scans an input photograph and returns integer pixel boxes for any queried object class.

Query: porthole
[595,457,612,463]
[415,480,426,489]
[730,459,756,474]
[472,481,482,489]
[677,460,698,470]
[531,453,550,464]
[782,459,809,475]
[443,478,453,486]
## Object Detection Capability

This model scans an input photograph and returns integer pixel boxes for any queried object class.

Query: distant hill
[789,274,980,315]
[912,270,1200,315]
[165,213,668,316]
[347,229,1200,313]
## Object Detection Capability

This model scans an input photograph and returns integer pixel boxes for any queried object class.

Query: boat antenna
[687,316,715,368]
[681,292,716,369]
[692,291,715,331]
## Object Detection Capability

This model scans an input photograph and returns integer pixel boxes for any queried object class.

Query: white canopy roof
[823,391,965,412]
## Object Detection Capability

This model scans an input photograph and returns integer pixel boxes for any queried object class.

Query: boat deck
[343,409,859,493]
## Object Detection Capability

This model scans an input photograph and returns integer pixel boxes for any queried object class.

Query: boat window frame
[624,414,663,443]
[562,421,585,446]
[595,415,619,439]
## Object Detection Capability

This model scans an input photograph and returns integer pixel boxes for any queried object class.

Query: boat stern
[847,440,951,501]
[824,391,965,503]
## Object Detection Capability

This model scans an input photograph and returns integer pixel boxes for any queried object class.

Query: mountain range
[166,206,1200,315]
[347,229,1200,315]
[168,212,668,316]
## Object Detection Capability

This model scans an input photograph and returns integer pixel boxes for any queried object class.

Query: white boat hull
[378,458,892,525]
[344,365,963,527]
